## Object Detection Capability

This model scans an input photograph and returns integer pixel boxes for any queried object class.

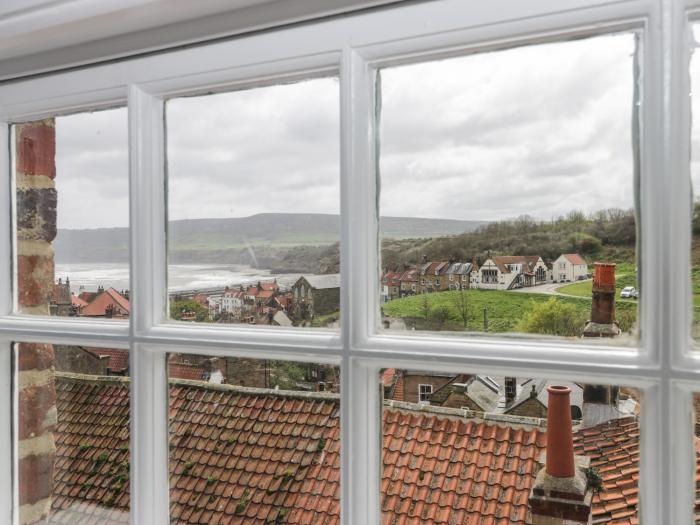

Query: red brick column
[15,120,57,524]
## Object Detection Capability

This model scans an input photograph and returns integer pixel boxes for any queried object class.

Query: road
[507,280,592,297]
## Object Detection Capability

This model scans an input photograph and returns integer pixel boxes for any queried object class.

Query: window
[418,383,433,403]
[0,1,695,523]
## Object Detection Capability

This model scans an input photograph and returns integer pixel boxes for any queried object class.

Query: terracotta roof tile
[47,375,678,524]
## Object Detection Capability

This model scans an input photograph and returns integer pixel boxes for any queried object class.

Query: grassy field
[556,263,638,301]
[382,288,637,334]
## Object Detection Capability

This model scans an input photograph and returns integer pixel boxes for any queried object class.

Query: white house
[221,289,245,319]
[552,253,589,283]
[472,256,548,290]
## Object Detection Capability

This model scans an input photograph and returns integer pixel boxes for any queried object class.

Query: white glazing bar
[130,345,169,525]
[672,383,697,523]
[129,86,169,525]
[129,85,167,333]
[0,340,15,524]
[340,45,380,524]
[642,0,673,521]
[343,358,381,525]
[667,1,697,523]
[0,122,11,318]
[666,0,694,362]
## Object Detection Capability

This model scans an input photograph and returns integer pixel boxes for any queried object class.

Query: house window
[0,1,695,523]
[418,384,433,403]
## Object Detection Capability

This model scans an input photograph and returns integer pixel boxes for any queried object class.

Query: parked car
[620,286,637,299]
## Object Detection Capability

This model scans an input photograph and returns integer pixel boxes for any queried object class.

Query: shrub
[516,298,587,337]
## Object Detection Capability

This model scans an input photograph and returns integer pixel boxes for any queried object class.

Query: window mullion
[0,340,14,524]
[128,85,167,335]
[340,46,381,525]
[128,86,169,525]
[0,122,11,319]
[130,345,169,525]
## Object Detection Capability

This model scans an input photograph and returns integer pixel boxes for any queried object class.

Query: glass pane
[16,342,130,523]
[690,24,700,341]
[378,33,639,345]
[166,78,340,329]
[13,109,130,319]
[381,368,641,523]
[168,354,340,523]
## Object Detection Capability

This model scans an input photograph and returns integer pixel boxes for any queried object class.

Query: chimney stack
[529,386,593,525]
[504,377,517,406]
[583,262,620,338]
[582,384,620,428]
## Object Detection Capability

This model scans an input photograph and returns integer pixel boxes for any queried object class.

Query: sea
[55,262,306,295]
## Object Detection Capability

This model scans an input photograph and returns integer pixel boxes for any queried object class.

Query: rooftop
[46,373,680,524]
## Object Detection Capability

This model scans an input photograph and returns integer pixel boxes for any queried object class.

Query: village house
[553,252,589,282]
[417,260,450,294]
[51,278,88,317]
[398,268,418,297]
[290,274,340,321]
[446,261,473,290]
[472,255,548,290]
[79,287,130,318]
[381,271,402,302]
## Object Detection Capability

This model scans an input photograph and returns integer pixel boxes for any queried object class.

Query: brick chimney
[529,386,593,525]
[16,120,58,524]
[583,262,620,338]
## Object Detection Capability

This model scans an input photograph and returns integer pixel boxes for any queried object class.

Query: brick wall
[15,119,57,524]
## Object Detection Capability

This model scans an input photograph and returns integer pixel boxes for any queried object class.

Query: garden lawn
[556,263,638,302]
[382,288,636,334]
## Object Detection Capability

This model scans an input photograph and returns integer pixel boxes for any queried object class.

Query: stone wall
[15,119,57,524]
[54,346,109,376]
[311,287,340,317]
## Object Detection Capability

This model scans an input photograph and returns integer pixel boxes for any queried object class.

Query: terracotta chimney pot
[592,262,616,292]
[545,385,576,478]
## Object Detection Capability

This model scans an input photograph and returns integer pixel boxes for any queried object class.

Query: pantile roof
[72,295,88,308]
[47,373,673,525]
[490,256,543,275]
[83,348,130,374]
[81,288,130,317]
[168,362,206,381]
[561,253,588,266]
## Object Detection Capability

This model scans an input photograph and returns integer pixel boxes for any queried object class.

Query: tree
[516,298,586,337]
[428,305,451,330]
[170,299,209,322]
[450,286,469,328]
[420,294,431,320]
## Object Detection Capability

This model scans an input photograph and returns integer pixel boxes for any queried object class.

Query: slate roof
[47,373,672,525]
[506,380,583,416]
[296,274,341,290]
[446,262,473,275]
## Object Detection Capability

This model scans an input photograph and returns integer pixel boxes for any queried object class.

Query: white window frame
[418,383,433,403]
[0,0,697,523]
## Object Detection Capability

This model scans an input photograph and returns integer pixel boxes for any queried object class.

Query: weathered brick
[16,187,57,242]
[18,453,54,506]
[17,343,55,372]
[16,122,56,179]
[18,382,56,440]
[17,253,54,308]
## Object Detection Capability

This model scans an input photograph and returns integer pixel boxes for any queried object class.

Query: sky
[50,32,639,230]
